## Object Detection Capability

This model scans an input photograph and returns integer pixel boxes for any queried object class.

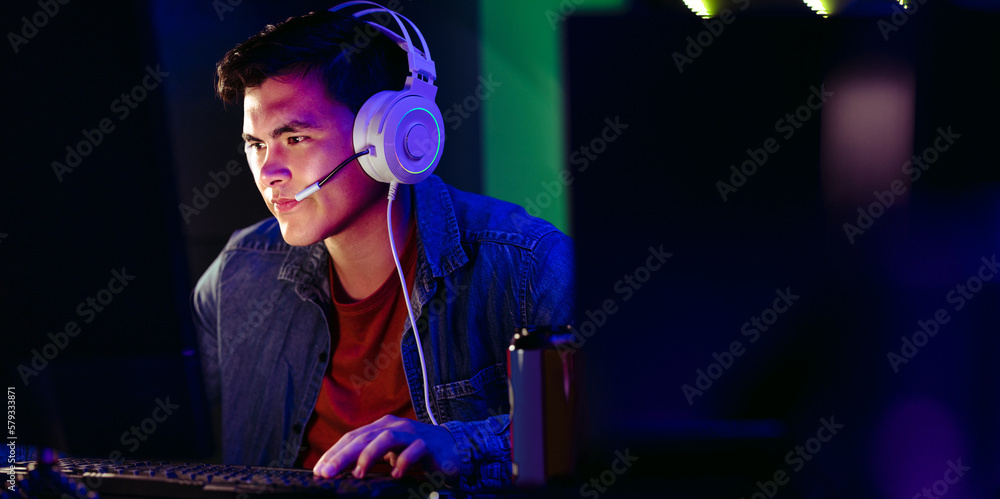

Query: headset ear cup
[354,88,444,185]
[354,90,398,184]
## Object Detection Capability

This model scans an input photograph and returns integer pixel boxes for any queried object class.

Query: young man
[191,6,574,492]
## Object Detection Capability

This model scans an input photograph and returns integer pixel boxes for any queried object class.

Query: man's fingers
[325,427,364,459]
[311,416,452,481]
[314,430,367,478]
[313,452,345,478]
[314,450,355,478]
[390,439,428,479]
[354,430,411,478]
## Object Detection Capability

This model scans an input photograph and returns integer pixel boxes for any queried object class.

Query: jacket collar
[279,242,330,302]
[413,175,468,280]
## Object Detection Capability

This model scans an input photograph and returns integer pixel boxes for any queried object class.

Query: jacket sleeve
[442,229,575,492]
[191,252,224,409]
[526,230,576,327]
[441,415,512,490]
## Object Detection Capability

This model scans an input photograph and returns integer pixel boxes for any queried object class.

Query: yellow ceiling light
[683,0,712,18]
[804,0,830,17]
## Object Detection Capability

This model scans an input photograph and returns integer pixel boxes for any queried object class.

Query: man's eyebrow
[269,120,320,139]
[242,120,321,143]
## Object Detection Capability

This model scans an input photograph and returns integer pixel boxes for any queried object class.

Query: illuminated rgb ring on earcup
[354,87,444,185]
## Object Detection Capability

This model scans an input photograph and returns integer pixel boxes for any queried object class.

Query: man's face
[242,73,384,246]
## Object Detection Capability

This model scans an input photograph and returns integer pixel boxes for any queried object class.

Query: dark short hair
[215,10,408,114]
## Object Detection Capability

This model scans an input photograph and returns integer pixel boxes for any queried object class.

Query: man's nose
[259,148,290,187]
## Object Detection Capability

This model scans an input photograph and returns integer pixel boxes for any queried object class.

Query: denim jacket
[191,175,574,491]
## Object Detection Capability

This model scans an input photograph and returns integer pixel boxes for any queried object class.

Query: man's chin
[277,222,322,247]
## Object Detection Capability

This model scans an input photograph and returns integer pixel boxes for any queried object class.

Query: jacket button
[318,352,327,362]
[292,423,302,434]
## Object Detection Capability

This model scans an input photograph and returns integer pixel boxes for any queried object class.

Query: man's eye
[246,142,264,151]
[288,136,307,144]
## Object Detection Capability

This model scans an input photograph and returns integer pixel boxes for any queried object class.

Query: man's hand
[312,415,460,481]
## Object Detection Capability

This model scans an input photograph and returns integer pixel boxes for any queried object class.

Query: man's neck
[323,184,414,303]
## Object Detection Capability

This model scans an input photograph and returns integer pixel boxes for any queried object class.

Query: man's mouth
[270,197,301,214]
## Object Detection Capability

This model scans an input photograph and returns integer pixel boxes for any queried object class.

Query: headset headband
[329,1,436,84]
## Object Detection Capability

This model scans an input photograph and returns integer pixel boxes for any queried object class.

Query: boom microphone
[294,149,371,201]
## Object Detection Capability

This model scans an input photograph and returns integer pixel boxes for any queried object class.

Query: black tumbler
[507,325,581,487]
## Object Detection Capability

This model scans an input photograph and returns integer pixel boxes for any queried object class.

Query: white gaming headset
[322,1,444,427]
[330,0,444,186]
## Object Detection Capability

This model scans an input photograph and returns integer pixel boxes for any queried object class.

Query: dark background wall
[3,0,999,497]
[569,1,1000,497]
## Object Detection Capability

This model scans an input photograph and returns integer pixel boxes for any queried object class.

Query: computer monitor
[2,1,213,462]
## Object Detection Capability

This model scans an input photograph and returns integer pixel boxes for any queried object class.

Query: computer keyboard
[14,457,431,498]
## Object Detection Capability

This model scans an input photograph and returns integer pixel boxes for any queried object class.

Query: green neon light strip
[479,0,625,236]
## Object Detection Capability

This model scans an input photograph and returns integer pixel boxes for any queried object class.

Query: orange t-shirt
[299,226,419,469]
